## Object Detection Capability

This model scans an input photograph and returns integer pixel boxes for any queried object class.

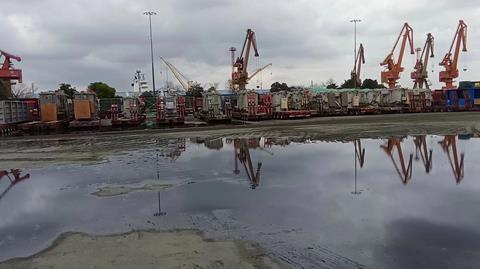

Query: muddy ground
[0,230,285,269]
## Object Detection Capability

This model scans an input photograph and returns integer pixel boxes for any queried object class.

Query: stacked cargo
[233,90,272,120]
[198,92,231,123]
[156,93,185,125]
[73,93,97,120]
[271,90,311,119]
[39,92,69,122]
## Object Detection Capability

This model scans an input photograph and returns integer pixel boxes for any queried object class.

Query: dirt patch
[0,230,285,269]
[92,182,173,197]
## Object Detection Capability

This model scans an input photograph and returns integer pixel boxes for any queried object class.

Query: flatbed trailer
[272,110,311,119]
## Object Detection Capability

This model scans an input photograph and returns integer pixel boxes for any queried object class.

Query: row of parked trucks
[2,83,480,136]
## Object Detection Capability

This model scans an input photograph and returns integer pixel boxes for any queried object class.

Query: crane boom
[351,44,365,88]
[160,57,191,91]
[232,29,260,91]
[411,33,434,89]
[248,63,272,81]
[439,20,467,89]
[380,23,414,89]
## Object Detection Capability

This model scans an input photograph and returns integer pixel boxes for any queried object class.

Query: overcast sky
[1,0,479,92]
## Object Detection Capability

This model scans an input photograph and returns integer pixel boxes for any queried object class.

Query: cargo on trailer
[39,92,70,122]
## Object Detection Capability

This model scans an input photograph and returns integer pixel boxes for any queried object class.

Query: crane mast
[411,33,434,89]
[231,29,259,91]
[160,57,191,92]
[351,43,365,88]
[0,50,23,98]
[439,20,467,89]
[380,23,414,89]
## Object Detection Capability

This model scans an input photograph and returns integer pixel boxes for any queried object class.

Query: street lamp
[350,19,361,88]
[144,11,157,95]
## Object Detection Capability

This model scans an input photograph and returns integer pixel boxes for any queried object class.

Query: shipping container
[0,100,29,124]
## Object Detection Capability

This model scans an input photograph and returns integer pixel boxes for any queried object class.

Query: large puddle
[1,135,479,268]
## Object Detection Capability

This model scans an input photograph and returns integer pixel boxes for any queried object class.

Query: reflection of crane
[381,138,413,184]
[231,29,259,91]
[411,33,434,89]
[414,135,433,173]
[439,135,464,184]
[233,139,262,189]
[160,57,192,92]
[380,23,414,89]
[0,169,30,201]
[439,20,467,89]
[351,44,365,88]
[0,50,23,97]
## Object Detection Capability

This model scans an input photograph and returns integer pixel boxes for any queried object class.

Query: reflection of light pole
[144,11,157,95]
[350,19,361,89]
[352,145,362,195]
[154,152,166,216]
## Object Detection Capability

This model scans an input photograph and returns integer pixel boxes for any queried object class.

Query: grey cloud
[1,0,479,91]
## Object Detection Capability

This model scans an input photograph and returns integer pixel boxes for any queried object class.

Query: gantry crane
[0,50,23,97]
[439,135,464,184]
[231,29,259,91]
[439,20,467,89]
[411,33,434,89]
[381,138,413,184]
[160,57,192,92]
[413,135,433,173]
[351,44,365,88]
[380,23,414,89]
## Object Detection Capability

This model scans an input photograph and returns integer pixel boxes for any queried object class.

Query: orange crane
[233,138,262,189]
[381,138,413,184]
[231,29,259,91]
[411,33,434,89]
[380,23,414,89]
[439,20,467,89]
[351,44,365,88]
[0,50,23,97]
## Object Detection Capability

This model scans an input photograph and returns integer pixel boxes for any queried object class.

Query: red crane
[0,50,23,97]
[380,23,414,89]
[351,44,365,88]
[411,33,434,89]
[231,29,259,91]
[381,138,413,184]
[439,20,467,89]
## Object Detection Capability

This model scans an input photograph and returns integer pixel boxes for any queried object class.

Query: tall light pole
[144,11,157,95]
[350,19,361,88]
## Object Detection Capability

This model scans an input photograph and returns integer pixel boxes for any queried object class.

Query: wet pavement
[1,134,479,268]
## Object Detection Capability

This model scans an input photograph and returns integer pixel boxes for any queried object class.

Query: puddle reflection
[0,169,30,201]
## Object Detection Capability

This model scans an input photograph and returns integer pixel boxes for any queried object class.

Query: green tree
[187,83,204,97]
[340,79,357,89]
[58,83,77,99]
[326,83,338,89]
[361,79,385,89]
[270,82,289,92]
[88,82,116,98]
